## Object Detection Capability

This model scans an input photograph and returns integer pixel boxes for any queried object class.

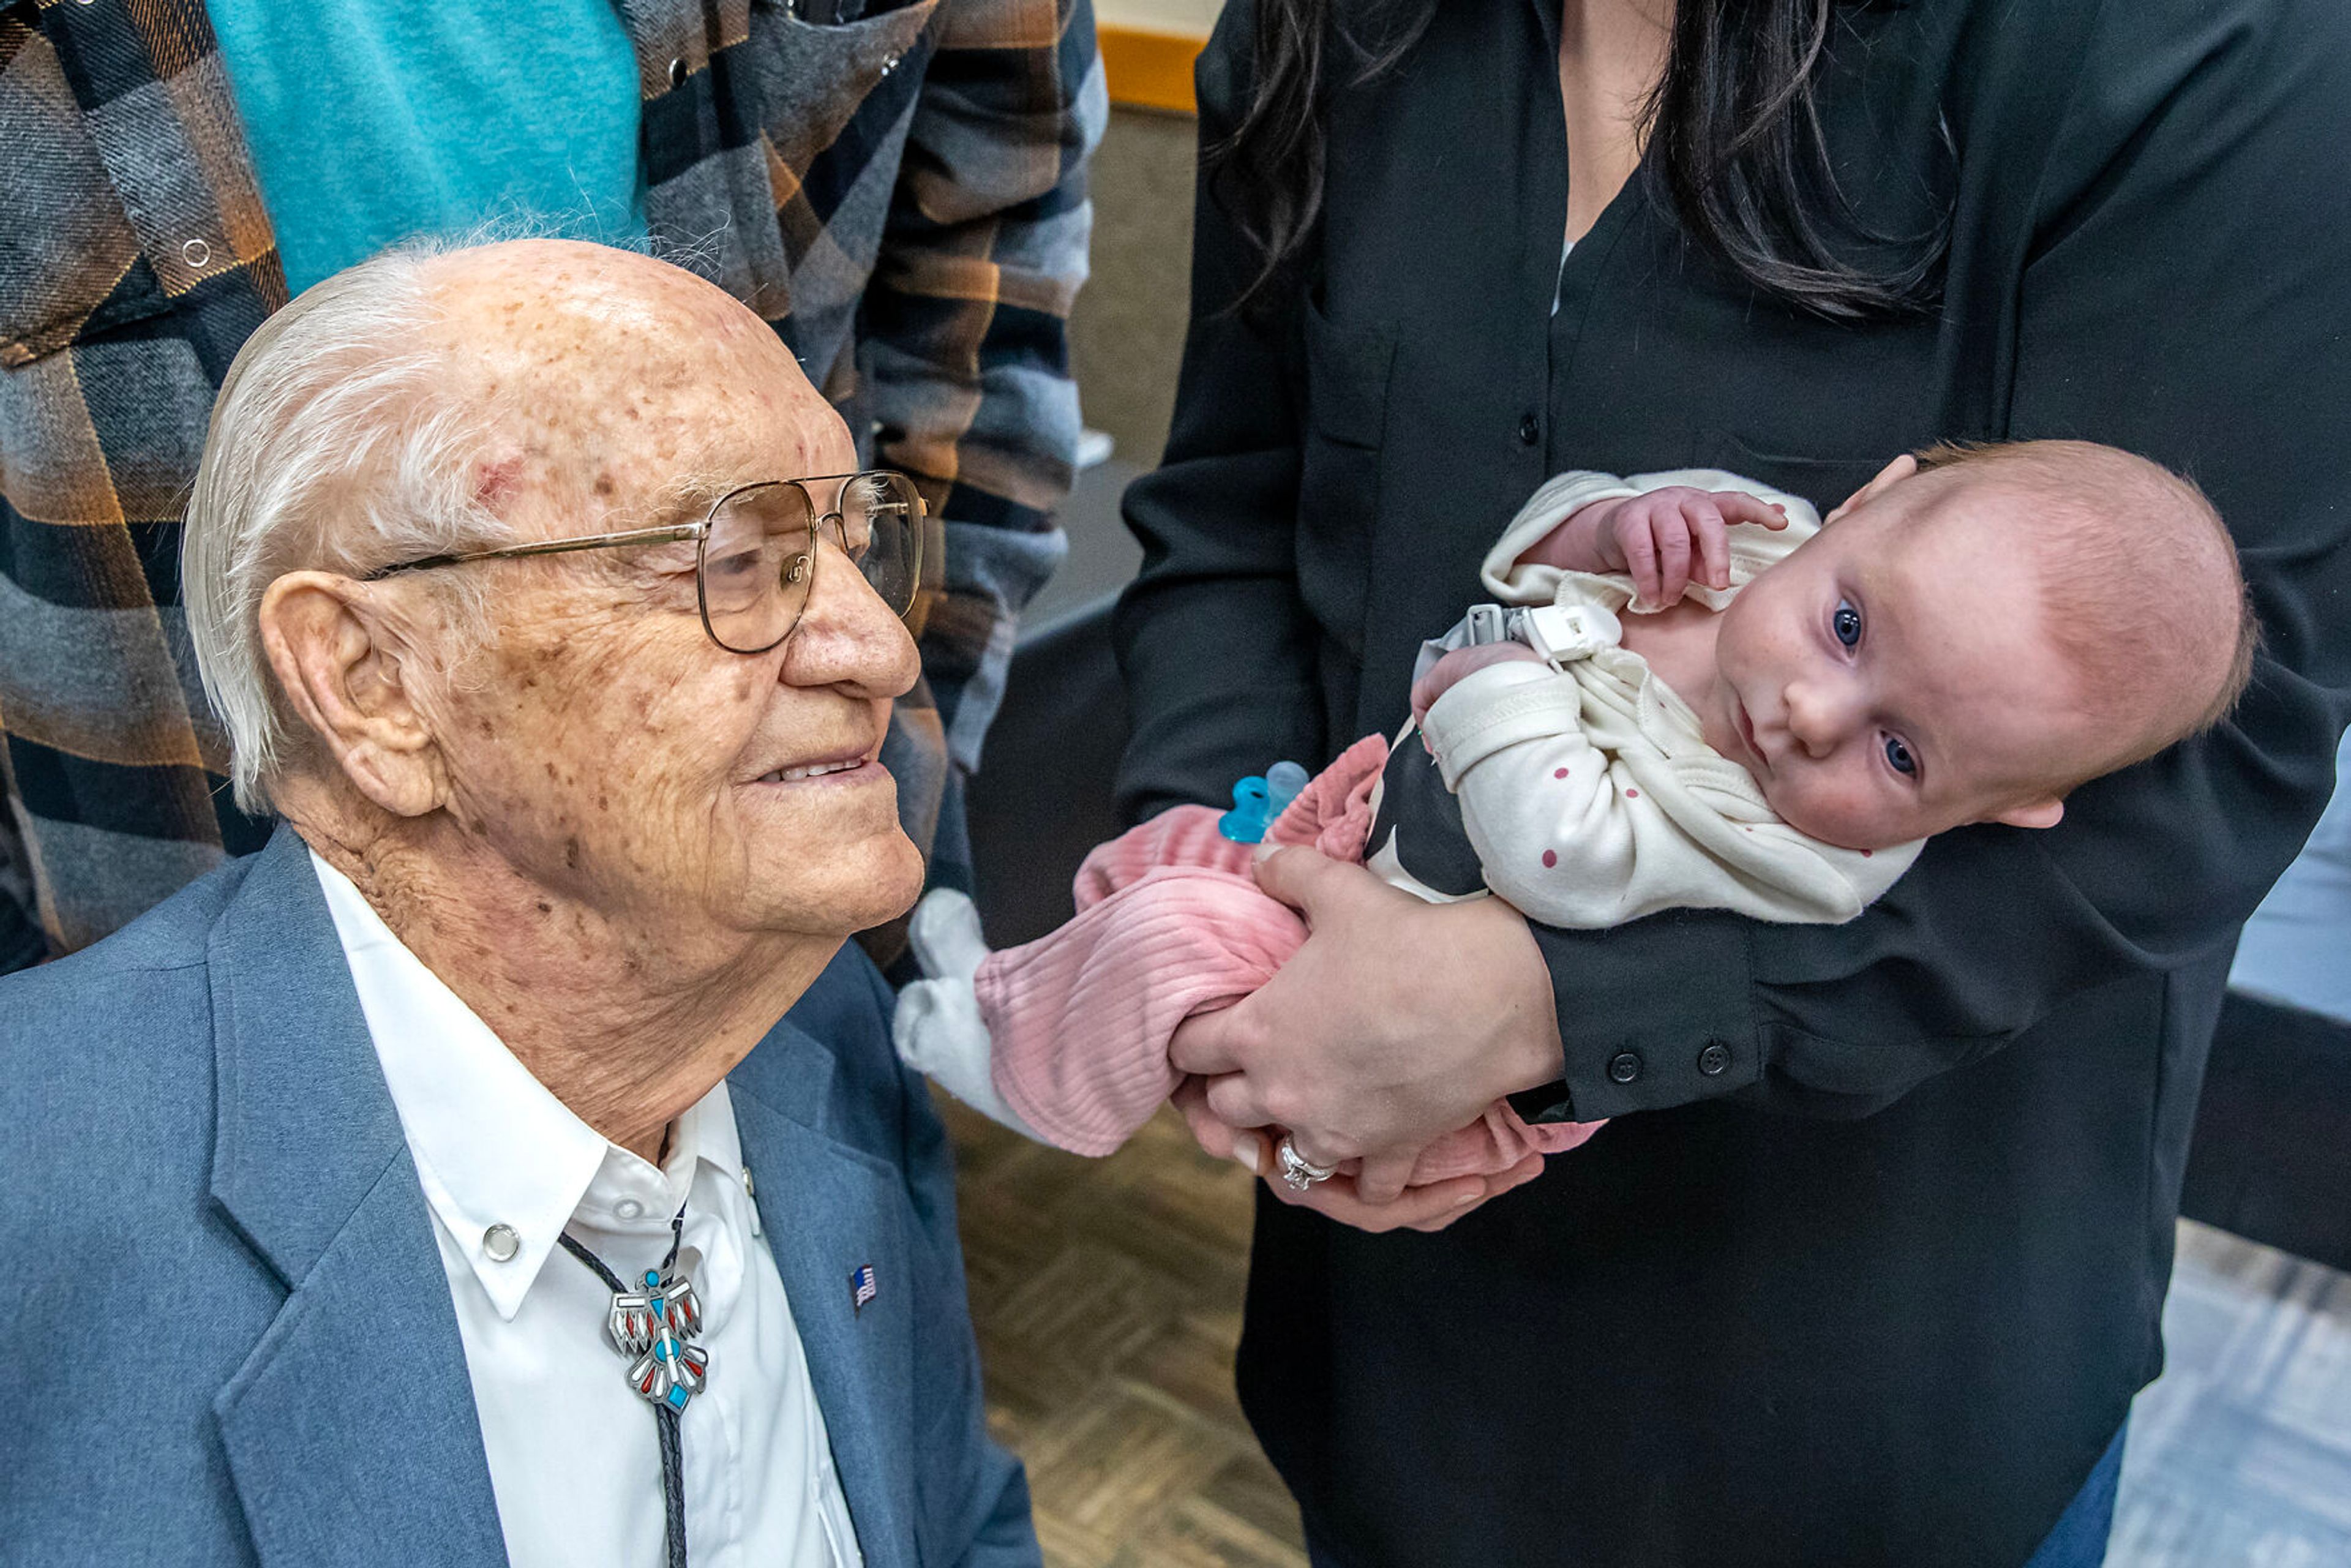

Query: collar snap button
[482,1223,521,1262]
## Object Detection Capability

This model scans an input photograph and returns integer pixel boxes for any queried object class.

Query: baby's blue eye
[1883,735,1917,776]
[1832,599,1862,648]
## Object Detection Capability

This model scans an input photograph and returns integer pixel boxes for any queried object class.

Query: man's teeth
[763,759,864,782]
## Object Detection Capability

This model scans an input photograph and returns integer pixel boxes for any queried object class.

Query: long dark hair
[1211,0,1945,320]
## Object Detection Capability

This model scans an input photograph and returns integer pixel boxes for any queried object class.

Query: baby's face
[1704,486,2088,850]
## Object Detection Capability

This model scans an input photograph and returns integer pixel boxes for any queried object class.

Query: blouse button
[880,52,901,76]
[180,238,212,270]
[1517,413,1540,446]
[482,1224,521,1262]
[615,1198,645,1221]
[669,57,688,89]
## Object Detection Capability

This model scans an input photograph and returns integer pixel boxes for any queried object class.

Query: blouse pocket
[1295,294,1397,660]
[0,24,158,366]
[1702,432,1891,520]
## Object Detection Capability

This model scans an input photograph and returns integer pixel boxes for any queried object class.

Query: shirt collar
[309,850,740,1321]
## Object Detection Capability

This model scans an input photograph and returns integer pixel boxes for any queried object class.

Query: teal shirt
[206,0,648,294]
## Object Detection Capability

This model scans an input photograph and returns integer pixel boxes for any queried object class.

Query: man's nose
[781,536,921,699]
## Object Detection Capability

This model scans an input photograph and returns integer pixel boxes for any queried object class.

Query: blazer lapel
[729,1035,919,1568]
[204,830,506,1567]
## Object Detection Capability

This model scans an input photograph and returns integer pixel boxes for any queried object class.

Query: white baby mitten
[891,889,1046,1142]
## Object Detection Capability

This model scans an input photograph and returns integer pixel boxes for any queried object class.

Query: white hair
[184,240,516,814]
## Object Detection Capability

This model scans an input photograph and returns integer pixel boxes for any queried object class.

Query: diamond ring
[1275,1134,1338,1192]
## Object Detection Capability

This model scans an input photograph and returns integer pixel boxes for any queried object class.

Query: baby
[896,440,2257,1183]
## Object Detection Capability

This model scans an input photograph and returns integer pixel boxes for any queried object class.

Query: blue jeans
[2019,1422,2127,1568]
[1303,1422,2128,1567]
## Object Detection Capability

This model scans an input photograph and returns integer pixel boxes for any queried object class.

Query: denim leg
[2020,1422,2129,1568]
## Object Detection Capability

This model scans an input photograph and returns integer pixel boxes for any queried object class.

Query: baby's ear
[1824,454,1918,525]
[1990,797,2066,830]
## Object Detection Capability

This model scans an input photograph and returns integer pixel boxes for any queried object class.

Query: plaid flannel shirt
[0,0,1101,962]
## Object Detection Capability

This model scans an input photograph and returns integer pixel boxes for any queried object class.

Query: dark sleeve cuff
[1513,908,1759,1122]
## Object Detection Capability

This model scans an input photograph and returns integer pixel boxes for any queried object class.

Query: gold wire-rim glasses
[365,470,931,654]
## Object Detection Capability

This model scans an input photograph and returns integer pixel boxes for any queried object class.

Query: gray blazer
[0,826,1038,1567]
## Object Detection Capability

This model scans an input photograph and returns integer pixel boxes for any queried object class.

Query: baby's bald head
[1906,440,2255,789]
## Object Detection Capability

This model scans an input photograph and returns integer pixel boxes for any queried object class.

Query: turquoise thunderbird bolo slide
[607,1266,709,1412]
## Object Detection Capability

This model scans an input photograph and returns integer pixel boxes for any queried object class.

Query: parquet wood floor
[942,1093,1310,1568]
[947,1088,2351,1568]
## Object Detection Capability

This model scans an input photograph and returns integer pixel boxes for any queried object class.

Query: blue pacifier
[1218,760,1310,843]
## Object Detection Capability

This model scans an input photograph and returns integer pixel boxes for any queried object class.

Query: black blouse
[1114,0,2351,1561]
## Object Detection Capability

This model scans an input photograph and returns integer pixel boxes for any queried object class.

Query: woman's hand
[1170,1079,1547,1232]
[1167,846,1566,1205]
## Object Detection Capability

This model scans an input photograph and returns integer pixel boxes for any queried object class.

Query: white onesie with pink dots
[1376,468,1923,928]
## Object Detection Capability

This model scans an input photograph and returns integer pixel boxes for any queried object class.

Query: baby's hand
[1411,643,1543,726]
[1529,487,1787,608]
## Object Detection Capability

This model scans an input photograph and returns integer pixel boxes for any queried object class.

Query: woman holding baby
[1109,0,2351,1562]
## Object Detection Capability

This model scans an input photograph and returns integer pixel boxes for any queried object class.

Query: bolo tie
[558,1203,707,1568]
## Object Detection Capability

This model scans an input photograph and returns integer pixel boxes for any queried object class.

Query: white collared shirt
[310,852,862,1568]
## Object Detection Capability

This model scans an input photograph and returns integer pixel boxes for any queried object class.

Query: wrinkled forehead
[424,244,851,533]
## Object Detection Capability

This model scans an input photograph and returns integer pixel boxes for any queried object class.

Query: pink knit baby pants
[976,733,1605,1182]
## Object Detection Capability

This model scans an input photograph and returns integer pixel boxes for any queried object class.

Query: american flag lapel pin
[850,1264,878,1315]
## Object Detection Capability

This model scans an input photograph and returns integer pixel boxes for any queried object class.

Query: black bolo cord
[558,1206,691,1568]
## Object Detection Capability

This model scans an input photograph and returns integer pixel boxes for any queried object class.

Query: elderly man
[0,239,1036,1567]
[1,0,1100,966]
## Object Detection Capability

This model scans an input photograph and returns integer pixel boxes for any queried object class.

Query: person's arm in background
[1113,0,1328,819]
[1150,0,2351,1195]
[860,0,1108,784]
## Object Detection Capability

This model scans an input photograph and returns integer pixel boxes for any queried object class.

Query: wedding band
[1275,1134,1338,1192]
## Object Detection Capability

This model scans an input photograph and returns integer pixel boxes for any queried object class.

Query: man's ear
[257,572,448,817]
[1990,797,2066,831]
[1823,453,1919,525]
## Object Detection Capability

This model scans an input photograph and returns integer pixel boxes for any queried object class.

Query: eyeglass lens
[696,473,924,655]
